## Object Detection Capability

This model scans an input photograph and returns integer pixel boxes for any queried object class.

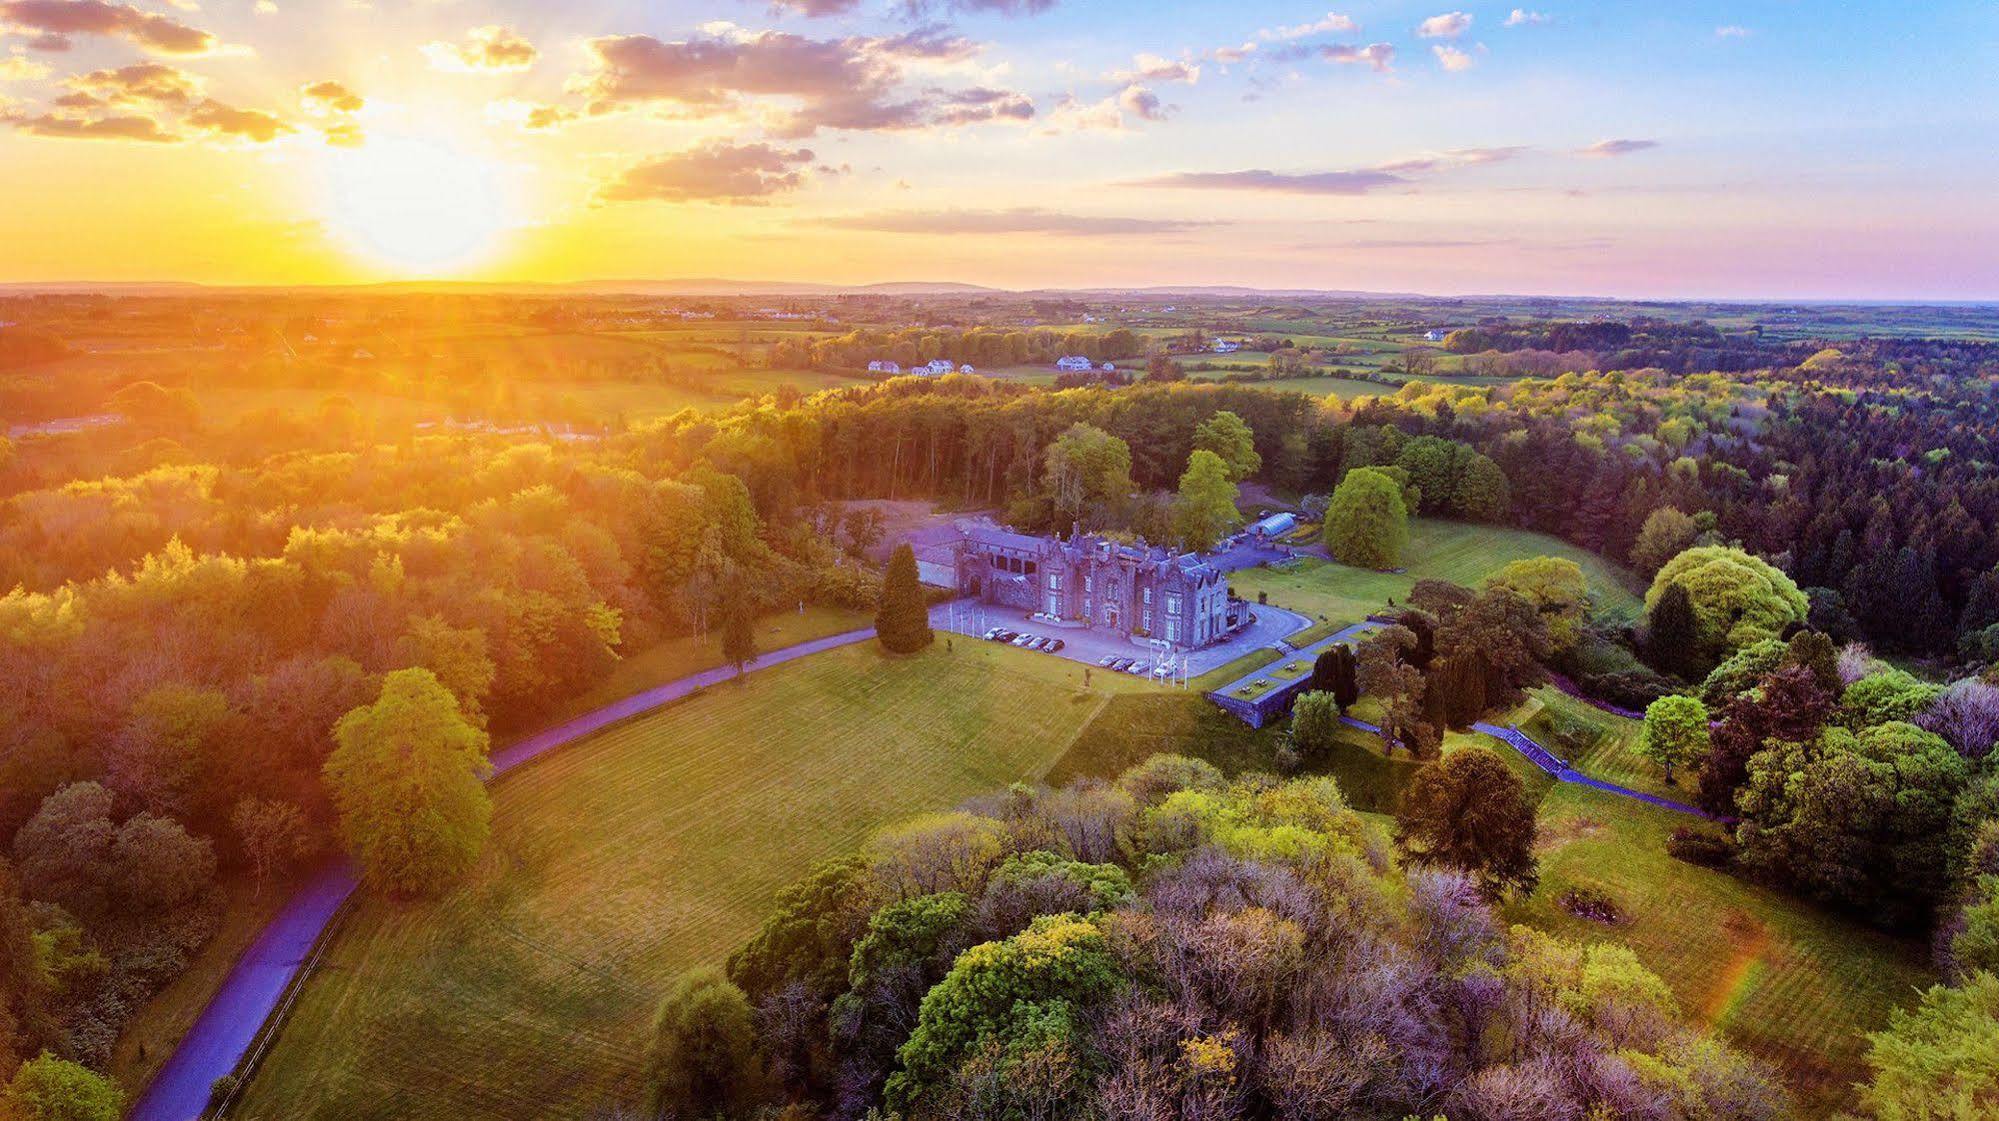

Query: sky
[1,0,1996,298]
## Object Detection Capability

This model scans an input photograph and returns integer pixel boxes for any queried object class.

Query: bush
[1667,826,1735,869]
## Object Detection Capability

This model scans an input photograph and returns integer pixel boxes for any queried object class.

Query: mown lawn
[1047,691,1423,814]
[1507,784,1933,1117]
[1520,686,1687,800]
[235,642,1146,1121]
[1228,518,1644,628]
[530,605,872,728]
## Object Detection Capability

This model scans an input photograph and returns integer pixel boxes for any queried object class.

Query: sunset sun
[316,134,517,275]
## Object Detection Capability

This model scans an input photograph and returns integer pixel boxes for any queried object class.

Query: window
[1165,592,1182,615]
[1165,618,1180,643]
[1143,586,1153,607]
[1084,574,1094,592]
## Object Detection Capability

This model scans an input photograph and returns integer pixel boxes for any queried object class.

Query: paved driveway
[933,598,1311,677]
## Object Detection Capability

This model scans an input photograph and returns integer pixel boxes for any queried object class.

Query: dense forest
[4,313,1999,1115]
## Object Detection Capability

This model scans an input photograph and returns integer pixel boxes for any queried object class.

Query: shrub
[1667,826,1735,869]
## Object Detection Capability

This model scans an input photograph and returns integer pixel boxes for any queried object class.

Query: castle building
[952,524,1245,648]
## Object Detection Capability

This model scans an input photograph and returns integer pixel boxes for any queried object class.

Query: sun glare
[317,133,518,276]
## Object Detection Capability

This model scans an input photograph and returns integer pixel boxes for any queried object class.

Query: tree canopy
[323,668,492,897]
[1323,467,1409,570]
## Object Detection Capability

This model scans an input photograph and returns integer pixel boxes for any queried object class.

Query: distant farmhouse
[950,523,1247,649]
[1212,339,1243,354]
[1055,355,1096,372]
[871,358,972,376]
[1423,328,1450,342]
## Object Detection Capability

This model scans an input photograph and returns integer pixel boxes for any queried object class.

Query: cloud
[897,0,1057,16]
[0,54,52,80]
[1432,44,1474,71]
[1318,42,1395,71]
[1124,168,1406,195]
[1260,11,1358,41]
[1578,137,1658,157]
[184,98,289,142]
[599,141,815,203]
[486,98,580,130]
[10,108,177,140]
[763,0,861,14]
[566,27,1023,137]
[928,85,1033,125]
[1115,52,1198,84]
[1416,11,1473,38]
[1715,25,1751,39]
[0,0,219,55]
[810,207,1216,236]
[300,79,362,115]
[63,61,200,105]
[1504,9,1548,27]
[423,25,538,73]
[1374,146,1524,173]
[1118,83,1168,121]
[320,119,362,147]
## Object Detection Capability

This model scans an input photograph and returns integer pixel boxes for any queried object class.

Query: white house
[868,360,902,374]
[1212,339,1242,354]
[918,358,955,376]
[959,363,976,374]
[1055,355,1095,371]
[1423,329,1450,342]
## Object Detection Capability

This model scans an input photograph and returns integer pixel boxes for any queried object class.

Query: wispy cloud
[1577,137,1659,157]
[0,0,221,55]
[600,141,816,204]
[1260,11,1358,41]
[1504,9,1549,27]
[1123,167,1407,195]
[810,207,1218,236]
[1714,25,1752,39]
[422,26,538,73]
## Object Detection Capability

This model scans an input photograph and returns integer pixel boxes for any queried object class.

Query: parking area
[930,598,1312,680]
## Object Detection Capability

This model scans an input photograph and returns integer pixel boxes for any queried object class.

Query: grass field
[234,642,1151,1121]
[1228,519,1644,628]
[530,606,872,728]
[1046,691,1424,814]
[1519,687,1684,800]
[1507,784,1932,1116]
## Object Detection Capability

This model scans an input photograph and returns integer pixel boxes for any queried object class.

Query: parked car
[996,630,1018,642]
[1128,662,1150,675]
[1098,655,1120,667]
[1110,658,1134,672]
[1151,663,1172,678]
[1012,634,1036,647]
[1045,638,1065,653]
[982,627,1004,641]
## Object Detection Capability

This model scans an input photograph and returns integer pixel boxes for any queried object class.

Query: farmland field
[233,642,1151,1121]
[1227,518,1644,628]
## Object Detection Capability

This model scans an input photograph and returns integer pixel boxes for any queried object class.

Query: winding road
[129,626,877,1121]
[129,601,1703,1120]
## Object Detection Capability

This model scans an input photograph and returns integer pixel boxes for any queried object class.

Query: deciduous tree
[1324,468,1408,571]
[1638,695,1709,785]
[1170,449,1241,553]
[1192,410,1261,481]
[323,668,492,898]
[1396,747,1539,898]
